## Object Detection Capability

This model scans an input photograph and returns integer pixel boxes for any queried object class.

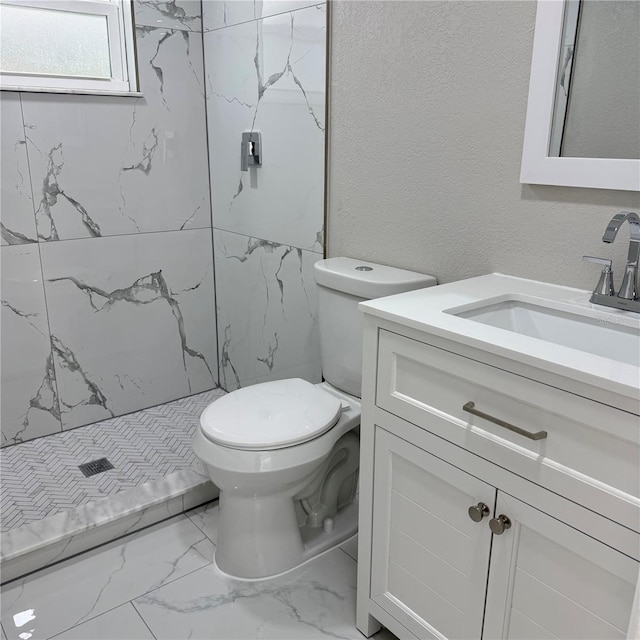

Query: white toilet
[192,257,436,579]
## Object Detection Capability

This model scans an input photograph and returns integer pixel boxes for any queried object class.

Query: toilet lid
[199,378,342,450]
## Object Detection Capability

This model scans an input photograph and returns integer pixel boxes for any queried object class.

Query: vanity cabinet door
[370,427,495,639]
[483,492,639,640]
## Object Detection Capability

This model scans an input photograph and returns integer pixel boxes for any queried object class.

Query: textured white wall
[327,0,640,289]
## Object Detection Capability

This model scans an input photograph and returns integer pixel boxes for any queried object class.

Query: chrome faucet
[583,211,640,313]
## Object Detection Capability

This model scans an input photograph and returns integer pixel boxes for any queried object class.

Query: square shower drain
[78,458,115,477]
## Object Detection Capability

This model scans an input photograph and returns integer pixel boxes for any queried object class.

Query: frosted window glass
[0,4,112,79]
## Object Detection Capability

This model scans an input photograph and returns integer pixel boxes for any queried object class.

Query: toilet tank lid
[314,257,436,299]
[199,379,342,450]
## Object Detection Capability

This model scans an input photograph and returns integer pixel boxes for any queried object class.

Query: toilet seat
[199,378,342,450]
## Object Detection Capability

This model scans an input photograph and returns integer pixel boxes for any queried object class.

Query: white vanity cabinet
[369,426,637,640]
[356,278,640,640]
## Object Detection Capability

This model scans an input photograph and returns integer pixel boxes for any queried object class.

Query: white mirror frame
[520,0,640,192]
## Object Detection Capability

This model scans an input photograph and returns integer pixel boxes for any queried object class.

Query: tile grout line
[0,385,223,452]
[338,546,357,564]
[203,2,326,33]
[44,601,138,640]
[16,91,39,241]
[185,503,219,545]
[135,23,202,35]
[213,226,324,257]
[131,600,160,640]
[199,0,222,388]
[4,223,216,249]
[127,556,215,609]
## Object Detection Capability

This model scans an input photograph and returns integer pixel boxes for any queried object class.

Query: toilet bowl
[193,380,361,579]
[193,257,437,579]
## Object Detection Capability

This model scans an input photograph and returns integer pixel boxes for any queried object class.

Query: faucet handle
[583,255,612,268]
[583,256,615,296]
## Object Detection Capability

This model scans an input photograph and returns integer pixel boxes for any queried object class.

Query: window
[0,0,138,94]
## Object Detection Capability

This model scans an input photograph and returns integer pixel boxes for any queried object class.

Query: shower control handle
[241,131,262,171]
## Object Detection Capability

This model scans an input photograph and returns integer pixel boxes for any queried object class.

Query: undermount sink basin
[447,295,640,368]
[360,274,639,408]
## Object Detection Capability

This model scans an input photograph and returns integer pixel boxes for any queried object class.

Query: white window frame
[0,0,139,95]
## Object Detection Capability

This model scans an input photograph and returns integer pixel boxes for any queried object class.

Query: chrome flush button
[355,266,373,271]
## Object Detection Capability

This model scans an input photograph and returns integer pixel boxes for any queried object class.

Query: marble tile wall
[214,230,321,390]
[203,0,327,391]
[0,1,218,446]
[1,0,328,444]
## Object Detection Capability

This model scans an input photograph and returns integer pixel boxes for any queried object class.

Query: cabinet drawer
[376,329,640,526]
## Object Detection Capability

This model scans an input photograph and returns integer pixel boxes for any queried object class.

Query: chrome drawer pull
[462,401,548,441]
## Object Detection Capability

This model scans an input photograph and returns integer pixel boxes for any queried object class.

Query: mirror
[550,0,639,159]
[521,0,640,191]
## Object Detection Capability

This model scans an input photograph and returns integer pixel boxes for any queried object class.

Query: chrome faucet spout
[602,211,640,249]
[603,212,640,288]
[584,211,640,313]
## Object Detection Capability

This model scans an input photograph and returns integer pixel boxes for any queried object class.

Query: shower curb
[0,469,218,584]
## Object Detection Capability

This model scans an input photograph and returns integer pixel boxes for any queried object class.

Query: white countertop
[360,273,640,406]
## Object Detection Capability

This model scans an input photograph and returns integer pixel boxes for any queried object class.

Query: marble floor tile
[0,495,184,585]
[133,546,362,639]
[1,516,214,640]
[48,604,154,640]
[186,501,219,544]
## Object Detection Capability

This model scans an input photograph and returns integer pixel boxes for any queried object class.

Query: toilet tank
[314,257,436,398]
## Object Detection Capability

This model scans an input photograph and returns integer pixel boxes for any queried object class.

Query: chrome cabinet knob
[468,502,490,522]
[489,514,512,535]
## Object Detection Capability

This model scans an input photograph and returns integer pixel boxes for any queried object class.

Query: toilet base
[214,500,358,582]
[211,430,360,581]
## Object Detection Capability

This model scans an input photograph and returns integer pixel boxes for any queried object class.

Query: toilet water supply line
[298,432,360,527]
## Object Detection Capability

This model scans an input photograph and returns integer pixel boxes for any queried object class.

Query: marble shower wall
[203,0,327,391]
[0,1,218,446]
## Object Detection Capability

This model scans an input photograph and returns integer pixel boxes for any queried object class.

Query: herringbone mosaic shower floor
[0,388,225,532]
